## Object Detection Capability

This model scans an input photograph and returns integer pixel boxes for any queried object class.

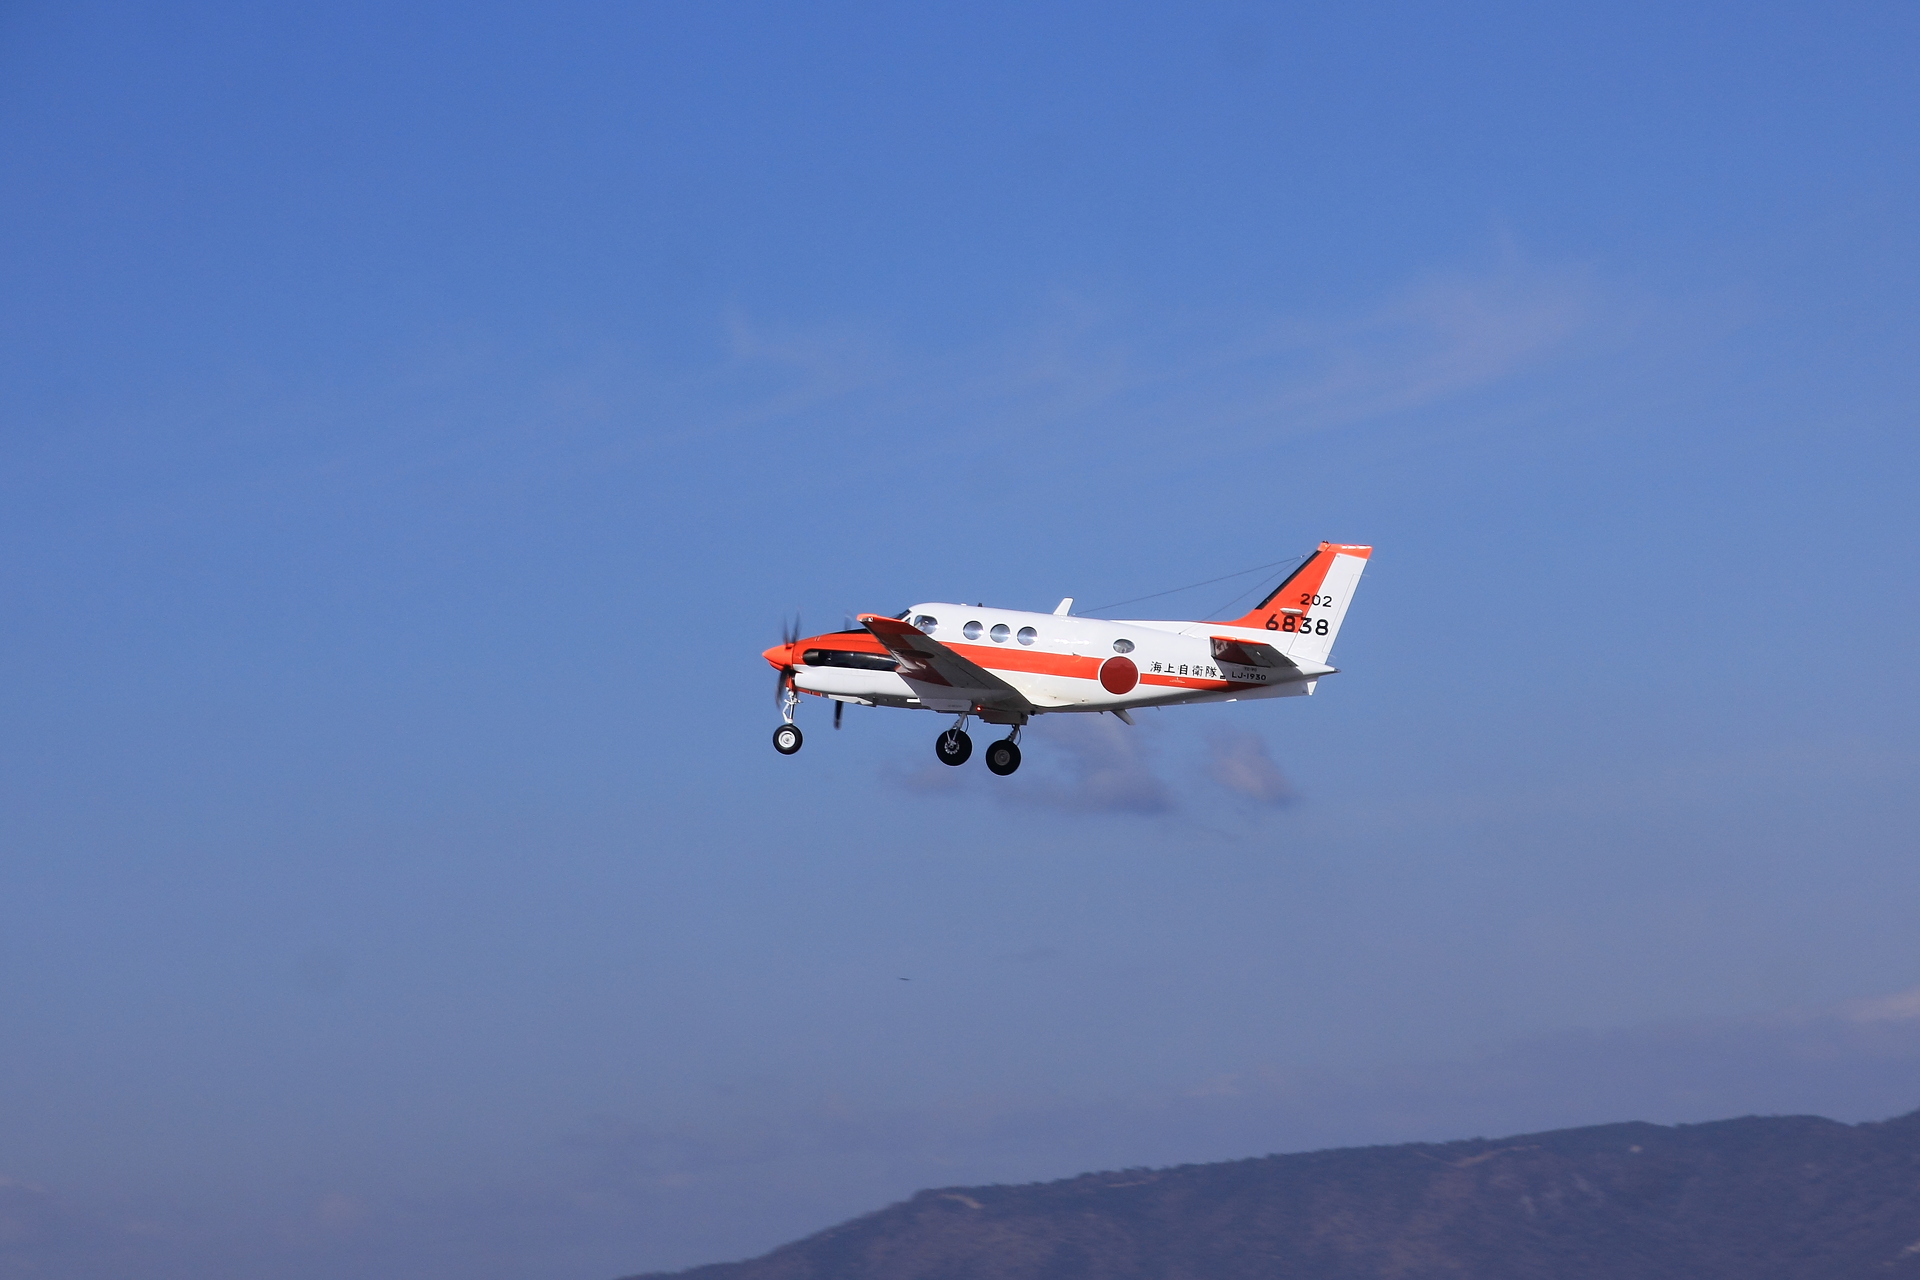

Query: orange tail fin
[1222,542,1372,662]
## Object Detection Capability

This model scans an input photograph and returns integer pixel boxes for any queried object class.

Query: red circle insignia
[1099,655,1138,695]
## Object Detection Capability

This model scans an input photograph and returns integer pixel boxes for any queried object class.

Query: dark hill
[628,1110,1920,1279]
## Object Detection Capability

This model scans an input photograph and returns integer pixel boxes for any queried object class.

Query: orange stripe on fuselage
[943,645,1099,680]
[803,631,1265,696]
[943,644,1264,695]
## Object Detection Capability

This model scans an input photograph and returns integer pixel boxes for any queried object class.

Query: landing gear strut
[935,716,972,766]
[773,684,803,755]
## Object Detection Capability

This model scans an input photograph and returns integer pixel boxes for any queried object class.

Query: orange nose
[762,643,794,670]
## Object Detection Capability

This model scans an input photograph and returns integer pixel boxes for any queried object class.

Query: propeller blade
[833,700,843,730]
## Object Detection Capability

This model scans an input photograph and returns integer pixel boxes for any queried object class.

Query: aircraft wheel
[984,738,1021,776]
[935,728,972,766]
[773,724,803,755]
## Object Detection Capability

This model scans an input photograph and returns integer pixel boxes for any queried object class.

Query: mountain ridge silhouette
[624,1108,1920,1279]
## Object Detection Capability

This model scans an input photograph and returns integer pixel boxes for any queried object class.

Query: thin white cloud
[101,249,1605,546]
[1840,987,1920,1024]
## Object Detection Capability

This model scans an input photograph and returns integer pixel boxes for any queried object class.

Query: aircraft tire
[773,724,803,755]
[984,739,1021,776]
[935,728,972,766]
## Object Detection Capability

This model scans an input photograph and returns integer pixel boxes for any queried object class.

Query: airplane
[761,541,1371,776]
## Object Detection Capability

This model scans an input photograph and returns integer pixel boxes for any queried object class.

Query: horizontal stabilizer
[1210,637,1299,670]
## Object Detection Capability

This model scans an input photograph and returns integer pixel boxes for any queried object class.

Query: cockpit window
[1112,638,1135,654]
[963,620,983,640]
[912,615,938,633]
[1016,626,1037,646]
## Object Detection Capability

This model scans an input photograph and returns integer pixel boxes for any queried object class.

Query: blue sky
[2,3,1917,1277]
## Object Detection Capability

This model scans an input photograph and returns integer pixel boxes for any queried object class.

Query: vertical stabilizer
[1222,543,1372,663]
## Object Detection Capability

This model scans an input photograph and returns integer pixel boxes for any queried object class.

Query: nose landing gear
[773,684,803,755]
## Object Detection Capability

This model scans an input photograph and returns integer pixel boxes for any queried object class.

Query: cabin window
[1017,626,1037,645]
[912,615,937,633]
[990,623,1010,643]
[1112,638,1135,654]
[802,649,900,672]
[963,620,983,640]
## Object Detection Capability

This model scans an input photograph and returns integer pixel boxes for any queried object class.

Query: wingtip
[858,612,915,634]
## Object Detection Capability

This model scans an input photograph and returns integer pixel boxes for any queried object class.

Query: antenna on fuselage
[1053,598,1073,615]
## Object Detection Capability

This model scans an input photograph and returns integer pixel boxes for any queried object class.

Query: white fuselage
[793,604,1333,714]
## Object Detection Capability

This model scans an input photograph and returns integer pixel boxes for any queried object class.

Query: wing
[860,614,1032,712]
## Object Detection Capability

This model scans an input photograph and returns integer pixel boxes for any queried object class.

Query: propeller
[772,613,801,711]
[834,700,843,730]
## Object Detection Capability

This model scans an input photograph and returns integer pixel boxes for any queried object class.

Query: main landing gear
[935,717,1022,775]
[773,723,803,755]
[935,723,973,766]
